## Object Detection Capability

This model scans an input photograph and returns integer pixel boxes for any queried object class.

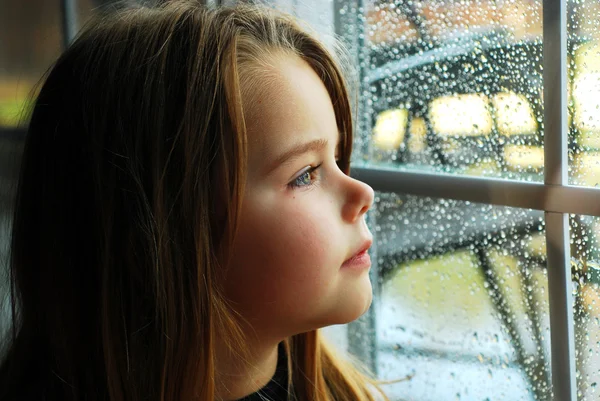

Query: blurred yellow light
[372,109,408,151]
[573,72,600,139]
[486,249,527,316]
[573,152,600,187]
[581,283,600,315]
[492,91,537,136]
[385,250,489,319]
[503,145,544,171]
[575,41,600,76]
[408,117,427,153]
[429,94,493,137]
[524,232,546,260]
[0,79,33,127]
[463,159,501,176]
[0,99,26,127]
[574,41,600,145]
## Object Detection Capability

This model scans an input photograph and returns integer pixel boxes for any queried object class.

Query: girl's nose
[342,177,375,223]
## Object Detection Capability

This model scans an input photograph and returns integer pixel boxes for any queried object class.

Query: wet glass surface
[373,193,551,400]
[348,0,547,181]
[570,214,600,400]
[568,0,600,189]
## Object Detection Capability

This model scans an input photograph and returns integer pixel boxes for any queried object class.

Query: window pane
[571,214,600,400]
[352,0,544,181]
[374,193,551,400]
[0,1,62,127]
[568,1,600,188]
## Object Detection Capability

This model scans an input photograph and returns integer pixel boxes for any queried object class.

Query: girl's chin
[328,282,374,326]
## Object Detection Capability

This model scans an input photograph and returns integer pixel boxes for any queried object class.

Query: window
[324,0,586,400]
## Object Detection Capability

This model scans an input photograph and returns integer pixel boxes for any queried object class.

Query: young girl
[0,1,387,400]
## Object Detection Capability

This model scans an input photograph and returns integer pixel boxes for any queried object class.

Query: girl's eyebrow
[265,138,329,174]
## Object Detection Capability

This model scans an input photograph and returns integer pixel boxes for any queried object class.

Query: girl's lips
[342,239,373,269]
[341,249,371,269]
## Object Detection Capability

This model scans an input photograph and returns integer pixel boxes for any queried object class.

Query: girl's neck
[215,338,280,400]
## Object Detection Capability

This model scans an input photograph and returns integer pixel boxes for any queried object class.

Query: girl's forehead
[241,55,339,174]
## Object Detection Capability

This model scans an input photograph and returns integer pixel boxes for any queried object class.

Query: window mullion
[543,0,576,400]
[350,167,600,217]
[61,0,77,49]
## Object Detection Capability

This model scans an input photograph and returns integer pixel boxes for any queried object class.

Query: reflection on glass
[366,2,419,46]
[364,0,544,180]
[367,0,542,47]
[374,193,551,401]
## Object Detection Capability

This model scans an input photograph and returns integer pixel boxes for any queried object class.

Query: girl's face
[224,54,374,341]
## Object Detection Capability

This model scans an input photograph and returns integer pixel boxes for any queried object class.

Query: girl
[0,1,387,400]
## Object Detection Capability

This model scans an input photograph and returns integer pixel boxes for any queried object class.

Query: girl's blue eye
[289,164,321,189]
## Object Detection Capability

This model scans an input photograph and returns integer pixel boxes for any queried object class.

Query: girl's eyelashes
[288,163,322,189]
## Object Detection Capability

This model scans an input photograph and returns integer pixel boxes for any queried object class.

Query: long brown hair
[0,2,388,400]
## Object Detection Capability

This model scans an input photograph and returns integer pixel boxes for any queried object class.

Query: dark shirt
[237,342,290,401]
